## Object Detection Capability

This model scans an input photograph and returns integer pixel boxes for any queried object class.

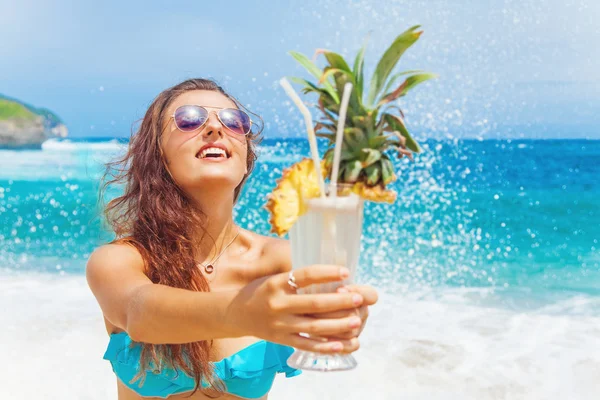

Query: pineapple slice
[266,158,323,236]
[266,158,397,236]
[352,182,397,204]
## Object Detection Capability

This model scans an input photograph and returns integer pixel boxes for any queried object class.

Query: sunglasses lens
[174,105,207,132]
[219,109,251,135]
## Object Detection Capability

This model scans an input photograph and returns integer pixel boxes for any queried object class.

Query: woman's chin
[184,172,244,192]
[173,158,245,193]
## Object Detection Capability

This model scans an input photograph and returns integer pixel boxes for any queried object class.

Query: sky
[0,0,599,139]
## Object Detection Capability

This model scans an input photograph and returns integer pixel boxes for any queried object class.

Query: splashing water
[0,138,598,296]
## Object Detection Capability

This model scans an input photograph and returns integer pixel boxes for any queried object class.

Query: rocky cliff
[0,95,68,148]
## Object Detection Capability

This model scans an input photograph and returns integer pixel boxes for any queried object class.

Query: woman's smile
[195,143,232,163]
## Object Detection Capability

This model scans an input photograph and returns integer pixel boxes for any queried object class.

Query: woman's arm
[86,242,365,353]
[86,243,239,344]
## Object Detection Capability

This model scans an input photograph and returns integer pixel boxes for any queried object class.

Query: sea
[0,137,599,399]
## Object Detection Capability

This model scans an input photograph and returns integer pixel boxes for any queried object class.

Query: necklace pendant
[204,264,214,274]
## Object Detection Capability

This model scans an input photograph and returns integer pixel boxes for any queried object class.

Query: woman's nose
[202,111,223,137]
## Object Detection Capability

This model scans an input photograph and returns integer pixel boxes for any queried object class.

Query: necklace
[199,227,240,274]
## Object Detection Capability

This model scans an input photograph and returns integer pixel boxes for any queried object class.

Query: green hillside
[0,99,37,121]
[0,94,63,126]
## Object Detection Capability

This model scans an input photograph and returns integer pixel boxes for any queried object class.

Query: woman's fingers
[245,265,374,356]
[336,284,378,306]
[284,264,349,289]
[306,304,367,320]
[284,333,360,354]
[282,292,363,314]
[321,330,360,340]
[302,305,368,340]
[278,313,362,336]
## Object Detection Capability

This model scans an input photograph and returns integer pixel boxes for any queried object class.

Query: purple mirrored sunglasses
[168,105,252,136]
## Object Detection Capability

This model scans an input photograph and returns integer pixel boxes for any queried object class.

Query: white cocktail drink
[286,188,364,371]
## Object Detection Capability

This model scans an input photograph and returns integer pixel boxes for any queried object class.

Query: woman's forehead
[167,90,237,114]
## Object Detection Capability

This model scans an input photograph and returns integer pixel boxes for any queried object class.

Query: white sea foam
[0,140,294,181]
[1,271,599,400]
[42,138,127,152]
[0,144,119,180]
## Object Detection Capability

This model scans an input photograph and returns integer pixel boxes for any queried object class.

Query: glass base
[286,350,358,372]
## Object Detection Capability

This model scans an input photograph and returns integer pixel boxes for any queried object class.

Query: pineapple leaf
[361,148,382,167]
[382,104,406,120]
[377,73,438,107]
[344,160,363,182]
[368,135,388,149]
[364,114,378,140]
[384,113,421,153]
[314,121,337,133]
[318,67,355,85]
[344,127,367,151]
[324,148,335,170]
[383,139,403,149]
[289,76,318,88]
[351,115,367,129]
[315,132,336,143]
[321,50,352,72]
[317,98,339,123]
[315,49,360,111]
[318,93,341,114]
[341,147,355,160]
[320,66,363,116]
[289,51,340,103]
[380,157,397,185]
[337,165,346,181]
[366,25,423,107]
[365,163,382,186]
[380,70,425,97]
[353,33,370,103]
[375,112,386,133]
[288,76,329,97]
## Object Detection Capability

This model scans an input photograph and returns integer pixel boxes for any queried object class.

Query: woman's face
[160,90,249,197]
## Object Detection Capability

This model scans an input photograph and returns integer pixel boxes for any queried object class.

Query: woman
[86,78,378,399]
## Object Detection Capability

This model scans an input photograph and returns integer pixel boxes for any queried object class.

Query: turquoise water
[0,138,598,304]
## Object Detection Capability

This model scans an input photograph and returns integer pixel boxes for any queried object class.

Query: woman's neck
[191,190,238,262]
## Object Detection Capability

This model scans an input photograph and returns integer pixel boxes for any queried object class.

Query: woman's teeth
[198,147,227,158]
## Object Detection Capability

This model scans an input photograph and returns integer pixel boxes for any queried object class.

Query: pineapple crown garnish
[287,25,437,189]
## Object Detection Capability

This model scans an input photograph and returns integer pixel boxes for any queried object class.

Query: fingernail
[331,342,343,351]
[340,268,350,279]
[350,317,361,328]
[352,294,362,305]
[337,287,349,293]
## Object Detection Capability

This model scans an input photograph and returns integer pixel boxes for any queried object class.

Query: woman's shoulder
[253,232,292,273]
[87,239,146,274]
[86,239,153,336]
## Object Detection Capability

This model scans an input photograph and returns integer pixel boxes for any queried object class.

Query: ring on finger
[287,271,299,291]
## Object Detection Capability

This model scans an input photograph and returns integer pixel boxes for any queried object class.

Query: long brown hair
[99,78,263,397]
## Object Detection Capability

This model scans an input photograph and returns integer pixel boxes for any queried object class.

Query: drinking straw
[327,83,353,279]
[330,82,353,198]
[279,78,326,198]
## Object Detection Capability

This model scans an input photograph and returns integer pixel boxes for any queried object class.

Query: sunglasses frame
[167,105,254,136]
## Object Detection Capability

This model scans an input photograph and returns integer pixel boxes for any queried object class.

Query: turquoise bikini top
[103,332,302,399]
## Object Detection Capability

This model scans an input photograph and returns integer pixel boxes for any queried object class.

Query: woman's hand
[226,264,365,355]
[304,285,378,348]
